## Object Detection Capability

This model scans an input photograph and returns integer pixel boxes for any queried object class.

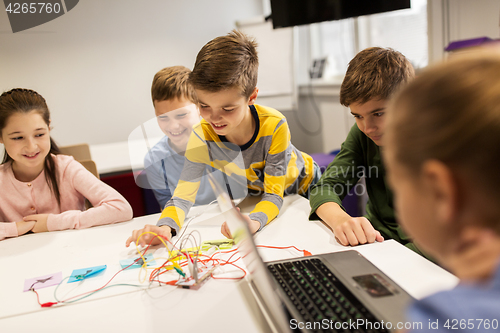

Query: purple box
[445,37,494,52]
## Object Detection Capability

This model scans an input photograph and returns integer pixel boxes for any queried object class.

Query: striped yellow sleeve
[249,116,289,227]
[185,125,212,165]
[159,205,186,230]
[263,119,289,198]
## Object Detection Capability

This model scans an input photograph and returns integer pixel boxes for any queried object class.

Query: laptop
[207,173,414,333]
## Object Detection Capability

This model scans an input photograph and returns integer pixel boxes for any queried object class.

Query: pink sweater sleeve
[47,160,133,231]
[0,223,18,241]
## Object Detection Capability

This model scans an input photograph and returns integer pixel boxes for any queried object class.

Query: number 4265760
[5,3,62,14]
[444,319,499,330]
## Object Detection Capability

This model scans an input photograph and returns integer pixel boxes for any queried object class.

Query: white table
[0,195,458,332]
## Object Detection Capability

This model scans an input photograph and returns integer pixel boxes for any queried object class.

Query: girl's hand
[16,220,36,236]
[24,214,49,233]
[221,212,261,239]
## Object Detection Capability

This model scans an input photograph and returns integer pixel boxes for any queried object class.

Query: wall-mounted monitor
[270,0,411,29]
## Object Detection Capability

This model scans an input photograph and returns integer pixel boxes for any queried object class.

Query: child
[308,47,425,256]
[0,88,133,241]
[126,30,320,247]
[384,51,500,331]
[141,66,216,208]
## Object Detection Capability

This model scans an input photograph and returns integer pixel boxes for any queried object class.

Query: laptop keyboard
[268,258,388,333]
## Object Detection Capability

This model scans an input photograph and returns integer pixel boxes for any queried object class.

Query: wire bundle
[30,205,311,308]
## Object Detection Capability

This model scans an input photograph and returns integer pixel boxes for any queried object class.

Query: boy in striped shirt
[126,30,320,246]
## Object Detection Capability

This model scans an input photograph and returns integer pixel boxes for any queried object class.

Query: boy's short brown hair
[151,66,196,104]
[340,47,414,106]
[189,30,258,99]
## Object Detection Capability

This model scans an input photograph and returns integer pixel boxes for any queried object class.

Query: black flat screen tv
[270,0,411,29]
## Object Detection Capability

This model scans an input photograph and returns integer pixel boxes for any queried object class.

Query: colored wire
[31,217,310,308]
[31,289,57,308]
[54,258,144,304]
[256,244,312,256]
[171,200,217,250]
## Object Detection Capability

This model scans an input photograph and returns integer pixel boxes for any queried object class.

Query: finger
[348,219,368,244]
[139,232,150,247]
[343,228,360,246]
[127,231,138,247]
[221,222,231,239]
[375,231,384,242]
[334,235,345,246]
[333,228,349,246]
[140,227,156,246]
[23,215,37,221]
[132,230,146,247]
[221,223,229,238]
[125,236,133,247]
[225,225,232,239]
[221,225,228,238]
[359,219,377,243]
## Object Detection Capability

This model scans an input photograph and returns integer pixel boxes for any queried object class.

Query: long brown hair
[387,50,500,219]
[0,88,61,206]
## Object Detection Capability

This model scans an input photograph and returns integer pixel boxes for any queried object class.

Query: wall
[429,0,500,63]
[284,83,353,155]
[447,0,500,41]
[2,0,499,155]
[0,0,263,146]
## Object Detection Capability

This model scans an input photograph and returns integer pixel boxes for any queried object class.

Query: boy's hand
[16,220,36,236]
[24,214,49,233]
[332,216,384,246]
[221,213,260,239]
[316,202,384,246]
[125,225,172,247]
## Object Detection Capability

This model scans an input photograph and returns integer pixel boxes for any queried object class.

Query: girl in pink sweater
[0,88,133,241]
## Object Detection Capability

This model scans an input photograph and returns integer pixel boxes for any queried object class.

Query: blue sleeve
[144,158,173,209]
[406,288,498,333]
[152,188,172,209]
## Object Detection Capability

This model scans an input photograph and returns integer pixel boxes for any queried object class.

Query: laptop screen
[208,173,292,332]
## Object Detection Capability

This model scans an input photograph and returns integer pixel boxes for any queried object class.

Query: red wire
[211,263,247,280]
[31,289,58,308]
[257,244,300,252]
[31,256,145,308]
[59,250,151,304]
[256,245,311,256]
[35,234,311,307]
[206,244,311,281]
[148,235,189,283]
[204,248,246,280]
